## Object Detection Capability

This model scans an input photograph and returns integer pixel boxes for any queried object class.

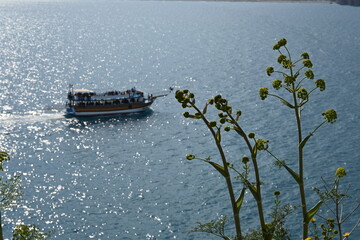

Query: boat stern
[65,107,76,116]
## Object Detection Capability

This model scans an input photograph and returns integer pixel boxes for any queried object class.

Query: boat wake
[0,110,65,124]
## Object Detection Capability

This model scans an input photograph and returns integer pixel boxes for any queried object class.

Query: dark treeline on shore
[174,0,360,7]
[332,0,360,6]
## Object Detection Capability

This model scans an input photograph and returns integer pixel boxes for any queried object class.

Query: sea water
[0,1,359,239]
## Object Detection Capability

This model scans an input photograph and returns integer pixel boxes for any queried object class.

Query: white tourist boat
[65,85,170,117]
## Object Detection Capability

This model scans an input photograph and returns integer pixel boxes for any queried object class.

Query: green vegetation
[175,39,359,240]
[0,151,50,240]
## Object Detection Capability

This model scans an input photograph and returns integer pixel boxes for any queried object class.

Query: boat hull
[65,102,153,117]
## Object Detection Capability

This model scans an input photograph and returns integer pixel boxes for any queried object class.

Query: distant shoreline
[159,0,332,2]
[157,0,359,6]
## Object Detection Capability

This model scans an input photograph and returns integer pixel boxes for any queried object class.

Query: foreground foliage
[175,39,359,240]
[0,151,50,240]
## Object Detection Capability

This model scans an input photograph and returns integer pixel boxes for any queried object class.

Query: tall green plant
[260,38,337,239]
[175,92,278,239]
[175,38,345,240]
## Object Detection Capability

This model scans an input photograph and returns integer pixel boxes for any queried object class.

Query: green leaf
[305,200,323,223]
[280,99,295,109]
[208,161,227,177]
[216,128,221,143]
[283,165,300,184]
[0,151,10,161]
[299,134,312,149]
[233,126,246,138]
[187,114,201,119]
[252,144,257,159]
[202,103,208,115]
[245,180,259,201]
[236,188,246,213]
[0,151,10,171]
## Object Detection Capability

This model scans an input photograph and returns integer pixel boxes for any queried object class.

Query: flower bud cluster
[261,39,331,114]
[175,89,195,109]
[208,95,232,113]
[335,167,346,178]
[305,69,314,79]
[277,54,286,64]
[256,139,269,151]
[281,59,293,69]
[284,76,295,86]
[320,218,336,236]
[273,38,287,50]
[301,52,310,59]
[297,88,308,101]
[259,87,268,100]
[266,67,274,76]
[272,79,282,90]
[322,109,337,123]
[242,156,249,164]
[303,59,313,68]
[315,79,326,91]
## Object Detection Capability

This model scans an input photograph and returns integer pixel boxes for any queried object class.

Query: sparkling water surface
[0,1,359,239]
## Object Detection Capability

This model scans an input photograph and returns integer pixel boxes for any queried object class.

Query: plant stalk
[292,81,308,239]
[194,105,243,240]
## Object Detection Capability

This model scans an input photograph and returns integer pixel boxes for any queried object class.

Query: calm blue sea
[0,0,359,239]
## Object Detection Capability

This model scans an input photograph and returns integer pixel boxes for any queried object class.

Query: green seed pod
[208,99,214,105]
[274,190,280,196]
[242,156,249,164]
[186,154,195,160]
[327,218,334,223]
[219,118,226,124]
[248,132,255,138]
[209,121,217,127]
[224,105,232,113]
[220,98,227,104]
[175,90,183,99]
[214,94,222,103]
[183,112,190,118]
[224,126,231,132]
